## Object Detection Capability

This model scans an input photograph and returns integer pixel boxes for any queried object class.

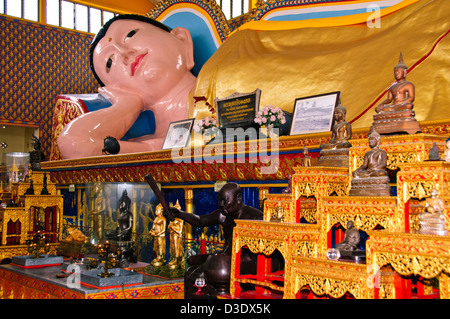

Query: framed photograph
[289,91,341,136]
[162,118,195,150]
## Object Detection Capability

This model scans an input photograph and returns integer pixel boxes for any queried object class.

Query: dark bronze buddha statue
[105,189,135,266]
[169,182,265,298]
[106,189,133,242]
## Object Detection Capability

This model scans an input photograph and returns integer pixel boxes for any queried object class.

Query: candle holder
[27,231,50,259]
[97,241,118,278]
[194,276,207,295]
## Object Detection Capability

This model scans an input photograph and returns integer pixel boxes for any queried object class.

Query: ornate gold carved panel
[290,257,375,299]
[263,194,293,222]
[397,162,450,231]
[231,220,321,298]
[349,133,448,172]
[366,231,450,298]
[321,196,397,232]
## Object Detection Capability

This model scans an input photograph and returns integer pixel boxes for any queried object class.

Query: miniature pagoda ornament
[40,172,50,195]
[373,52,421,135]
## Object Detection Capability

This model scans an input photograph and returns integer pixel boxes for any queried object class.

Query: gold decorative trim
[291,257,375,299]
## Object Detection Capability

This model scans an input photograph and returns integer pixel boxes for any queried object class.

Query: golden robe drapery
[189,0,450,130]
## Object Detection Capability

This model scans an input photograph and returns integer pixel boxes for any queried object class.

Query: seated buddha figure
[335,220,360,252]
[301,147,312,167]
[322,104,352,149]
[419,188,447,235]
[350,128,390,196]
[375,53,414,113]
[318,104,352,167]
[352,128,387,178]
[373,53,421,135]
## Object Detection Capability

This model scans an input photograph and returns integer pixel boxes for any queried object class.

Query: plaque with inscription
[215,89,261,129]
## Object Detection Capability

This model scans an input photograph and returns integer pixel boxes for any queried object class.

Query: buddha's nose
[121,50,136,65]
[113,44,136,65]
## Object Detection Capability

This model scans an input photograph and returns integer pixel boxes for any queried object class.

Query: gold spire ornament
[395,52,408,70]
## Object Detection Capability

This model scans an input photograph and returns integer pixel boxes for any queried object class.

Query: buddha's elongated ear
[171,27,195,71]
[236,192,243,205]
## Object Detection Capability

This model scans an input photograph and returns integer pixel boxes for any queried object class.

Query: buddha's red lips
[131,53,148,76]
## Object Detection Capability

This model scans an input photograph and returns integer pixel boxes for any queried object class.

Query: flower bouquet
[193,117,219,135]
[254,105,287,129]
[193,117,219,145]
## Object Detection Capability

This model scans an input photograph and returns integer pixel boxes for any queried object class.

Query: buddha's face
[394,67,406,81]
[120,200,129,211]
[334,109,344,121]
[368,136,379,148]
[92,19,193,105]
[156,206,164,216]
[218,186,241,216]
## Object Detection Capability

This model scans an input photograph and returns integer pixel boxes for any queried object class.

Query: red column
[52,206,57,242]
[404,201,410,231]
[200,238,206,254]
[255,254,270,295]
[394,274,411,299]
[234,249,242,297]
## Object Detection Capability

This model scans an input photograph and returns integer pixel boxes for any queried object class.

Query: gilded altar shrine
[230,133,450,299]
[29,123,450,300]
[0,171,63,263]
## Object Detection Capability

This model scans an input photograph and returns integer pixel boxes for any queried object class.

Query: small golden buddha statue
[149,203,167,267]
[270,202,285,222]
[301,147,312,167]
[168,201,184,270]
[373,52,421,135]
[321,104,352,150]
[90,182,105,244]
[65,226,87,243]
[282,174,292,194]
